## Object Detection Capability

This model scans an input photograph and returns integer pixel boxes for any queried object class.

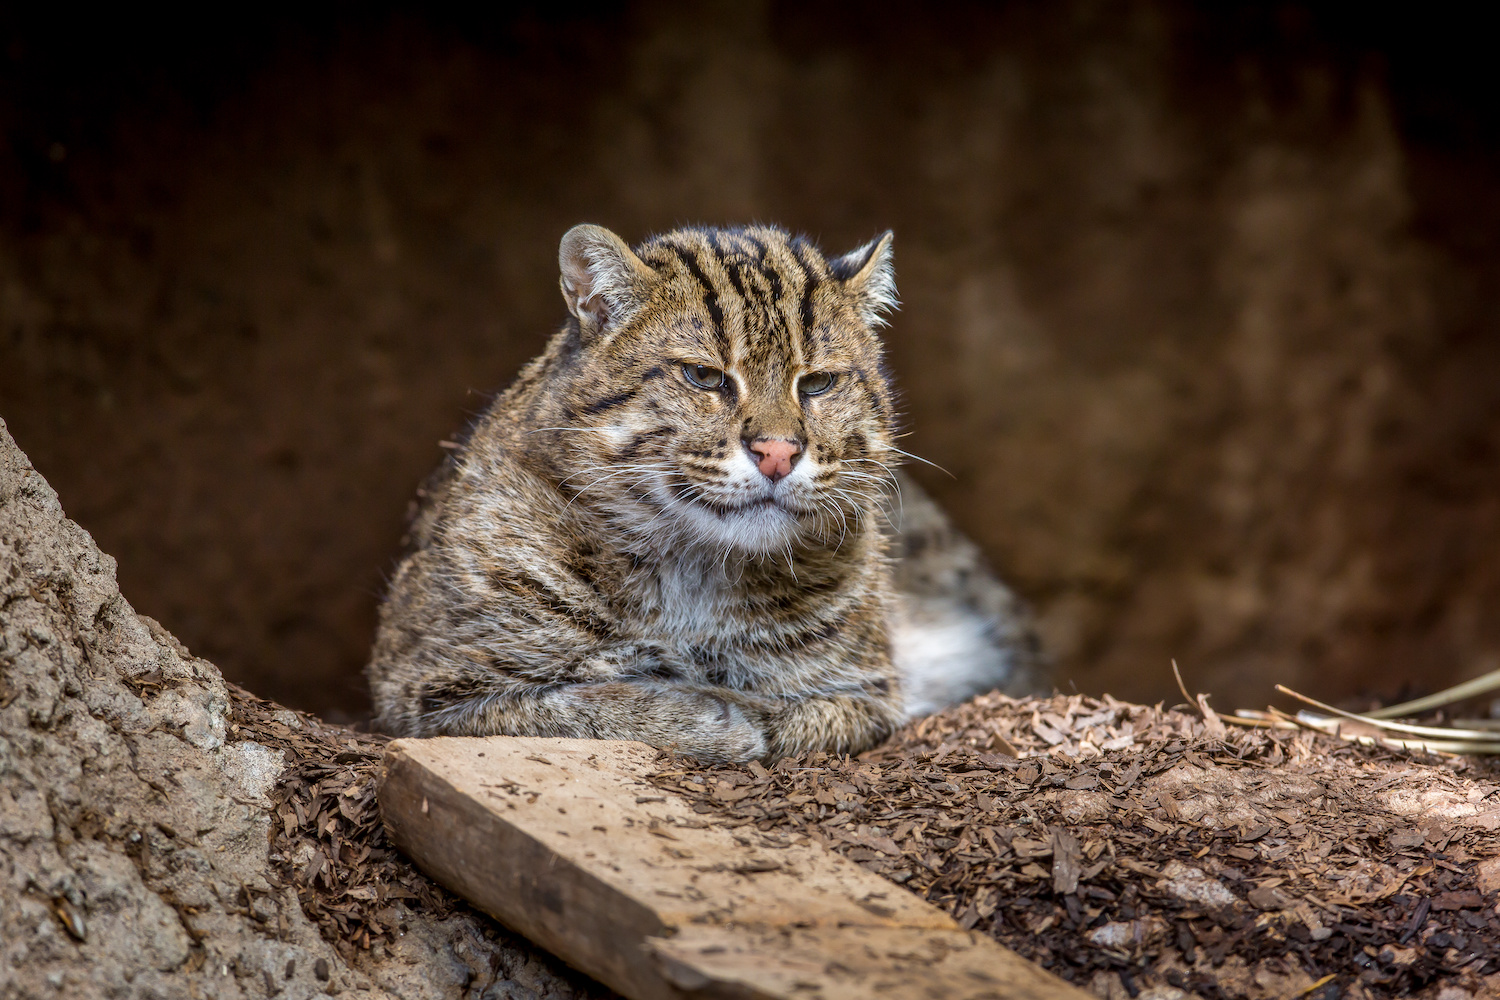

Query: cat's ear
[559,224,658,337]
[831,230,897,328]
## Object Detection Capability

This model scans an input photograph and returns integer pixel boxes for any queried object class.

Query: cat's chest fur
[600,543,843,653]
[620,553,750,641]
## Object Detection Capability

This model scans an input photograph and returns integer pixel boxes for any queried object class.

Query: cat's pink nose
[749,438,802,482]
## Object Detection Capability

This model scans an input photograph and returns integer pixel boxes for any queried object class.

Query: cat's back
[884,470,1044,718]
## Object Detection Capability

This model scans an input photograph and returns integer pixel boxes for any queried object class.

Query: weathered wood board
[378,736,1089,1000]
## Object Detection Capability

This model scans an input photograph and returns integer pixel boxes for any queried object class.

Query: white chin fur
[660,454,820,554]
[675,498,805,553]
[891,594,1019,721]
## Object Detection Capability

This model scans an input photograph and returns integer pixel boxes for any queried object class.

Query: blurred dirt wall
[3,2,1498,718]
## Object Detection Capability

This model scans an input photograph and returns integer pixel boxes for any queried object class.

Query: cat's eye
[798,372,838,396]
[682,363,727,390]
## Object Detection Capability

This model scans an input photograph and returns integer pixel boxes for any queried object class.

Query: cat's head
[542,223,900,556]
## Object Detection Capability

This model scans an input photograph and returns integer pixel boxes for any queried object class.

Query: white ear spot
[832,231,898,328]
[558,224,656,336]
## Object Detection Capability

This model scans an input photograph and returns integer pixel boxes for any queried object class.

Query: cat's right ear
[559,224,657,338]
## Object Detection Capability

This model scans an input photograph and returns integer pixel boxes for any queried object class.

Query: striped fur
[367,224,1040,762]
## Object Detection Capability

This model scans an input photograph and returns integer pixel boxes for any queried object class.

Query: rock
[1157,861,1239,911]
[0,417,608,999]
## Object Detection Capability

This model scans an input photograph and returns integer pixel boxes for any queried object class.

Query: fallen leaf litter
[233,682,1500,999]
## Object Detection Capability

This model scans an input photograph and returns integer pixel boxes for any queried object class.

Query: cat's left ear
[831,231,897,328]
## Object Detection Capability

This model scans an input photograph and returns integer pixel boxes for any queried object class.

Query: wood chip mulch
[226,686,454,960]
[229,680,1500,999]
[229,685,627,999]
[646,693,1500,1000]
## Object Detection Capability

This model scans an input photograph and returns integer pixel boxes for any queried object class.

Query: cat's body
[367,224,1040,761]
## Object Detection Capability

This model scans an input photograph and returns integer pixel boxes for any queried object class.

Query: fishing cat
[367,224,1041,761]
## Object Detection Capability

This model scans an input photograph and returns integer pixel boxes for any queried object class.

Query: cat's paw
[665,694,768,763]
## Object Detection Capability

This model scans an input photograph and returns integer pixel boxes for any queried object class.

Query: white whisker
[527,425,636,434]
[886,446,952,478]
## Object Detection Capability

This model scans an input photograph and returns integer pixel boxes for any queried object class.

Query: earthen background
[2,2,1497,721]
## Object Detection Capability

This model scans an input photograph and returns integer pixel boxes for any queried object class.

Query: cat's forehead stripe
[665,242,730,360]
[787,238,820,364]
[707,230,747,302]
[644,227,835,370]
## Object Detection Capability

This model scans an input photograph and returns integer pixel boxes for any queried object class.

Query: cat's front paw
[665,694,768,763]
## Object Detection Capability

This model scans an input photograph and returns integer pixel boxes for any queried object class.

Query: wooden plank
[649,924,1074,999]
[378,736,1089,1000]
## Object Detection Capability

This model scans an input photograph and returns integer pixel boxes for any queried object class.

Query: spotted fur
[367,224,1041,762]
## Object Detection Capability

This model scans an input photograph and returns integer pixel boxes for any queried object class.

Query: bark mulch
[230,681,1500,999]
[226,686,448,960]
[229,684,626,997]
[647,693,1500,1000]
